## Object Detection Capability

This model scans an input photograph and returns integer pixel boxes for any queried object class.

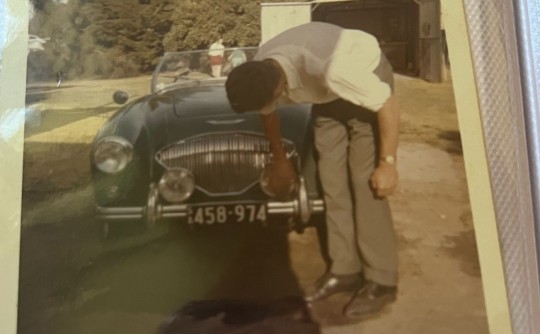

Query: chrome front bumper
[96,179,324,225]
[96,199,324,221]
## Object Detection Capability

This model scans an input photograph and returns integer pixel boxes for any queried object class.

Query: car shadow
[157,296,320,334]
[18,202,324,333]
[155,223,322,333]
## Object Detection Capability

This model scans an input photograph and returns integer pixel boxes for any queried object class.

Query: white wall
[260,3,311,44]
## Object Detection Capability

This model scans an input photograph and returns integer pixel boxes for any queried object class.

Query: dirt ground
[19,72,488,333]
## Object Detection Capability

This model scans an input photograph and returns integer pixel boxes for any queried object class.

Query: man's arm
[261,111,288,160]
[371,94,400,197]
[261,111,297,200]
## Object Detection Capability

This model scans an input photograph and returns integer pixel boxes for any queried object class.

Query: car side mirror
[113,90,129,105]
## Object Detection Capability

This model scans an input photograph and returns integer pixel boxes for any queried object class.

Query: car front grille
[155,132,295,195]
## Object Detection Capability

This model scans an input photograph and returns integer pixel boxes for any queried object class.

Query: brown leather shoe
[343,280,397,319]
[304,272,363,303]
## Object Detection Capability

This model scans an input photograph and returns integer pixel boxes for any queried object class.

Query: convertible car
[91,48,324,238]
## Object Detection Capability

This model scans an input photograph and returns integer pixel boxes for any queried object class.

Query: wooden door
[418,0,443,82]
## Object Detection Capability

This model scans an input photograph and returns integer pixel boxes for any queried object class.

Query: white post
[260,2,312,44]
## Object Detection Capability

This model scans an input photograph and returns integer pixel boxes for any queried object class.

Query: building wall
[260,3,311,44]
[312,1,419,74]
[260,0,442,81]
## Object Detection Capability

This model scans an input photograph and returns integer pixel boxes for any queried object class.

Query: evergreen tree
[28,0,299,80]
[163,0,262,51]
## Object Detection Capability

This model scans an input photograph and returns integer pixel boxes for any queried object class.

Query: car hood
[165,85,313,150]
[98,84,313,158]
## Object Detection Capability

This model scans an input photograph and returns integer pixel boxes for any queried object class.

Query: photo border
[2,0,538,333]
[441,0,512,333]
[0,1,28,334]
[443,0,540,333]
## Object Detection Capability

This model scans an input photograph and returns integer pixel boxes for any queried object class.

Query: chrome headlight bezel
[93,136,134,174]
[158,168,196,203]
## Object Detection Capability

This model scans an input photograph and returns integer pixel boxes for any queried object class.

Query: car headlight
[158,168,195,203]
[93,136,133,174]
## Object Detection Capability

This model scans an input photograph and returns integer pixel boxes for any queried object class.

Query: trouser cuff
[330,263,363,277]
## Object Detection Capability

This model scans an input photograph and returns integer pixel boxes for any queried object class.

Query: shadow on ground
[438,130,463,155]
[158,297,320,334]
[18,189,322,334]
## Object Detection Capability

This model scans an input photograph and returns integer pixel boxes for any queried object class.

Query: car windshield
[151,47,258,93]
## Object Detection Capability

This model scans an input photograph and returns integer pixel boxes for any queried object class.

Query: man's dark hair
[225,61,281,113]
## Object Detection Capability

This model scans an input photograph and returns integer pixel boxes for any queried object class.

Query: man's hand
[370,163,398,198]
[263,157,298,201]
[260,107,298,201]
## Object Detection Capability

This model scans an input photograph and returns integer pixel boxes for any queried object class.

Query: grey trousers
[312,100,398,286]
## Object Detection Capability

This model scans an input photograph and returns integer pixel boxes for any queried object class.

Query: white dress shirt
[255,22,392,114]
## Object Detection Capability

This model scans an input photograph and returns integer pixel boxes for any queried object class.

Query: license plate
[187,203,267,225]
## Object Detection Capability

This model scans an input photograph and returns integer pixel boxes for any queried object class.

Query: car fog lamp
[106,185,120,200]
[158,168,195,203]
[93,137,133,174]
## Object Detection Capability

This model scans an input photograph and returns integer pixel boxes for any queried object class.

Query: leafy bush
[28,0,302,81]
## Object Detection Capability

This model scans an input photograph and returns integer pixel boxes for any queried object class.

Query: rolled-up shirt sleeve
[325,31,392,112]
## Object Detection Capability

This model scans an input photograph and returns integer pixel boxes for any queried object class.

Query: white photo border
[443,0,540,333]
[0,1,28,334]
[2,0,540,333]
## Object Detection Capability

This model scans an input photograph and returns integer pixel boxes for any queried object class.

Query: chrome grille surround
[155,132,296,196]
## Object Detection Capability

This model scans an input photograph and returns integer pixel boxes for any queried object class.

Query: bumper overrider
[96,177,325,227]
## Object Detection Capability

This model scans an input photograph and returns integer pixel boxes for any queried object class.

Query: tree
[163,0,262,51]
[28,0,297,79]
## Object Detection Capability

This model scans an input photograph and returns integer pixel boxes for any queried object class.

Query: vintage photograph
[18,0,488,333]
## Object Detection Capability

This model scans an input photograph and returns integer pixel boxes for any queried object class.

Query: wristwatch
[380,155,396,165]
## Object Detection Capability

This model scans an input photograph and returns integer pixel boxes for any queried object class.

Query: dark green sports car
[91,48,324,237]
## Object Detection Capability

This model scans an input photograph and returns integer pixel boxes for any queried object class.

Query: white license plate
[187,203,267,225]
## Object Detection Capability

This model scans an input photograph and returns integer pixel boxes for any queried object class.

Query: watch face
[384,156,396,164]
